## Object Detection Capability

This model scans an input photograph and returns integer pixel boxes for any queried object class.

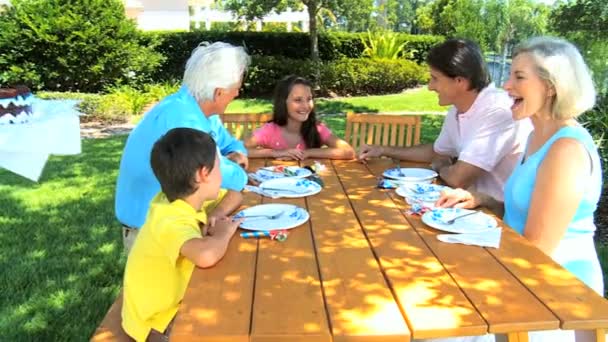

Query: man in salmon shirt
[358,38,532,202]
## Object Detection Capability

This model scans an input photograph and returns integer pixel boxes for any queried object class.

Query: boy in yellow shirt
[121,127,244,341]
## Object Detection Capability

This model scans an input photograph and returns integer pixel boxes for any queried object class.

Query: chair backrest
[344,112,422,150]
[220,113,273,139]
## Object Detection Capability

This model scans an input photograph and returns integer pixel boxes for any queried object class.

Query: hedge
[0,0,164,92]
[144,31,443,83]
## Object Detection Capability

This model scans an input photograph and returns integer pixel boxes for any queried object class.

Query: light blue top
[503,125,603,290]
[115,86,248,228]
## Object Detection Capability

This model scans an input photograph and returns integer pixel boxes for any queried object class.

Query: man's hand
[272,149,304,160]
[357,144,384,162]
[435,188,480,209]
[431,155,454,172]
[227,151,249,169]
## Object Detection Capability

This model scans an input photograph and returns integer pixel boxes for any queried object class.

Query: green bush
[142,31,442,83]
[319,58,429,96]
[0,0,164,92]
[580,94,608,178]
[244,56,322,97]
[243,56,428,97]
[37,83,177,123]
[361,30,408,59]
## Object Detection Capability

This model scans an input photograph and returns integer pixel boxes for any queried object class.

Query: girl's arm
[303,134,355,160]
[244,135,304,160]
[522,138,589,255]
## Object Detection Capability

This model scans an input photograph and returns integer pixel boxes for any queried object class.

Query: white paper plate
[383,167,437,182]
[234,203,310,231]
[259,177,322,198]
[421,208,498,233]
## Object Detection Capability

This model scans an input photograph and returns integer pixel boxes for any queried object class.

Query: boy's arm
[179,218,242,268]
[209,190,243,220]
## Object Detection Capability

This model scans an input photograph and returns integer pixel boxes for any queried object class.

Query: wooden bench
[220,113,272,139]
[344,112,423,150]
[90,292,132,342]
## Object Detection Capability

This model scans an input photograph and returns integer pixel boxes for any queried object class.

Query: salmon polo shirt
[433,84,533,201]
[121,190,226,341]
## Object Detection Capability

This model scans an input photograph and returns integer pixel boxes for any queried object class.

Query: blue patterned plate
[395,183,451,202]
[421,208,498,233]
[259,177,322,198]
[382,167,437,182]
[235,204,310,231]
[253,166,312,182]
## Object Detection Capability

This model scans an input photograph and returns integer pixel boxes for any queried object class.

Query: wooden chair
[90,292,132,342]
[344,112,422,150]
[220,113,272,139]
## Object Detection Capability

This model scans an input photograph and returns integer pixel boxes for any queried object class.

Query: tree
[384,0,431,33]
[550,0,608,94]
[333,0,374,31]
[224,0,338,60]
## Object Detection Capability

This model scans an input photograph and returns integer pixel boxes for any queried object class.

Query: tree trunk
[307,1,319,61]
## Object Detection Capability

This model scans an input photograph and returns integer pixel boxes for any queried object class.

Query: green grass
[0,137,127,341]
[225,87,446,114]
[1,90,605,341]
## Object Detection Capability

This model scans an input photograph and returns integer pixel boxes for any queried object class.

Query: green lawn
[225,87,446,114]
[1,89,606,341]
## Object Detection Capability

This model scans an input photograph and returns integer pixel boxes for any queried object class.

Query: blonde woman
[436,36,603,342]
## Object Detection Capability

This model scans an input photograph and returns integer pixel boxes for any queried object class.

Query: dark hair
[426,38,490,92]
[150,128,217,202]
[271,75,322,148]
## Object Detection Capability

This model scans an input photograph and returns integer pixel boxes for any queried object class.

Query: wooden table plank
[250,160,331,342]
[170,160,266,342]
[488,227,608,331]
[333,160,488,339]
[303,160,410,342]
[365,158,561,334]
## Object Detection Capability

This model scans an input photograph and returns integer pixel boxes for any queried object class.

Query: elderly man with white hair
[115,42,250,251]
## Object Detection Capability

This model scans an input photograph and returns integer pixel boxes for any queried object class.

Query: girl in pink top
[245,75,355,160]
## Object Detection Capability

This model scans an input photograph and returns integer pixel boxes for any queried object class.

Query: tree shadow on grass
[0,136,127,341]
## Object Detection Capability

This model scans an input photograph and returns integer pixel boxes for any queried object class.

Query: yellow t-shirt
[121,190,227,341]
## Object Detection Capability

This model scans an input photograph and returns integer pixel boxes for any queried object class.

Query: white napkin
[244,185,286,199]
[436,228,501,248]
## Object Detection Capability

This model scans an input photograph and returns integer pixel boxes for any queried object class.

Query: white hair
[183,42,251,102]
[513,36,596,119]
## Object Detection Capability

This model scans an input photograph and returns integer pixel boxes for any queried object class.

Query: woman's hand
[435,188,479,209]
[272,149,304,160]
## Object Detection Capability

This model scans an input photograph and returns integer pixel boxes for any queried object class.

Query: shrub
[580,94,608,178]
[142,31,443,83]
[0,0,164,92]
[244,56,322,97]
[37,84,174,123]
[242,56,428,97]
[361,30,407,59]
[319,58,429,96]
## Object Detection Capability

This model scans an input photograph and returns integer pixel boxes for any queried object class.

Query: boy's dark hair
[150,128,217,202]
[271,75,322,148]
[426,38,491,92]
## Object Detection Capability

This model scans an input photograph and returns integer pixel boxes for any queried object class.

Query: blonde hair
[513,36,596,119]
[183,42,251,102]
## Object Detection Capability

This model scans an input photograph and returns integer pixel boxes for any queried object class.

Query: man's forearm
[382,143,436,162]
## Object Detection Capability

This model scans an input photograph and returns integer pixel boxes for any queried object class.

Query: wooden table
[170,158,608,342]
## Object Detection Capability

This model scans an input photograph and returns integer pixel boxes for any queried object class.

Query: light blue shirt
[115,86,247,228]
[503,125,603,290]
